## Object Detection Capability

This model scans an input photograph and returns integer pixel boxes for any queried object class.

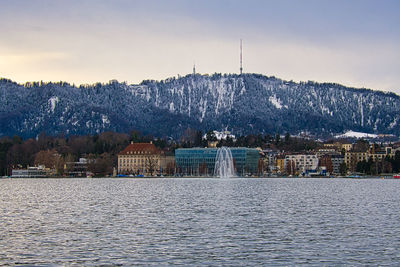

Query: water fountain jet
[214,147,236,178]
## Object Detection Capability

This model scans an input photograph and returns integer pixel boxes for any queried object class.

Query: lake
[1,178,400,266]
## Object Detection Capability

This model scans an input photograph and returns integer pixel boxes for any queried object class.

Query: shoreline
[3,175,399,179]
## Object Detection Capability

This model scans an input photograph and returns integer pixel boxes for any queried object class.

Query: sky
[0,0,399,94]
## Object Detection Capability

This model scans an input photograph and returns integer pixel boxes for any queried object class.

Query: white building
[12,166,49,178]
[285,154,319,174]
[203,130,236,141]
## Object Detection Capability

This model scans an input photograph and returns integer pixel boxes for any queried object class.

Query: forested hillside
[1,74,399,138]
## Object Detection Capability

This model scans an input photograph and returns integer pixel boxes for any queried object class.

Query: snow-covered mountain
[0,73,399,138]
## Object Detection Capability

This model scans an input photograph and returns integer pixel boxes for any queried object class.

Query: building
[203,130,236,141]
[285,154,319,175]
[331,155,345,174]
[344,144,397,173]
[118,142,161,176]
[323,142,353,152]
[345,151,368,172]
[318,155,333,174]
[276,155,286,174]
[261,149,279,174]
[175,147,260,176]
[12,166,50,178]
[65,158,89,177]
[341,143,353,152]
[316,148,337,157]
[159,153,175,176]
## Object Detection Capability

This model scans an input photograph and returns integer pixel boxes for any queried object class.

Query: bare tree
[146,156,158,176]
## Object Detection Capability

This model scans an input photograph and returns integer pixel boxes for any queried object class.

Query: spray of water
[214,147,236,178]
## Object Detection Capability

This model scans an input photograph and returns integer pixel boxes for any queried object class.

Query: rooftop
[119,142,159,155]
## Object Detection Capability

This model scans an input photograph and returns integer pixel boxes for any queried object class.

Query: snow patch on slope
[335,130,378,139]
[48,96,59,113]
[390,118,398,129]
[102,115,110,125]
[269,95,283,109]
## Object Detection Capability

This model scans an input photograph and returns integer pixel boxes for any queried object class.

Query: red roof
[119,143,159,155]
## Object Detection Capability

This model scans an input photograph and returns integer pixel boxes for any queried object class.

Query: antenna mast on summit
[240,39,243,75]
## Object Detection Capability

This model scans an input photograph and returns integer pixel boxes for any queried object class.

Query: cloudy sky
[0,0,399,93]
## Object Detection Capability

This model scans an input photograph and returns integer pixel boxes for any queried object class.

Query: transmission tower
[240,39,243,75]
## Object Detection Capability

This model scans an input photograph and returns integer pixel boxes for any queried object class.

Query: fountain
[214,147,236,178]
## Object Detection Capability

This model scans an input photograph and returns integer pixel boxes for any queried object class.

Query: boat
[394,174,400,179]
[346,174,362,178]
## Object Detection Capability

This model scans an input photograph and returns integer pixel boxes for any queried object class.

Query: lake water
[1,178,400,266]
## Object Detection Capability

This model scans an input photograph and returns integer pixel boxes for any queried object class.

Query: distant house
[12,165,50,178]
[118,142,161,176]
[323,142,353,152]
[64,158,88,177]
[285,154,319,175]
[261,149,279,174]
[331,155,345,175]
[275,155,286,174]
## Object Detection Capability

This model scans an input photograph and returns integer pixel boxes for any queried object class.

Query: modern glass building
[175,147,260,176]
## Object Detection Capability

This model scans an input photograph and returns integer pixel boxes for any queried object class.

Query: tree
[12,135,22,145]
[63,154,77,174]
[0,138,13,176]
[130,130,142,143]
[154,138,167,150]
[37,132,55,150]
[180,128,198,146]
[284,132,290,143]
[382,159,392,174]
[274,133,280,145]
[34,149,61,169]
[286,160,295,175]
[166,161,176,176]
[146,155,158,176]
[7,139,39,168]
[353,139,370,152]
[199,161,208,176]
[194,130,204,147]
[367,158,374,175]
[206,130,217,141]
[67,135,93,158]
[264,134,272,143]
[339,162,347,176]
[392,151,400,173]
[87,153,113,177]
[258,158,264,176]
[356,160,368,174]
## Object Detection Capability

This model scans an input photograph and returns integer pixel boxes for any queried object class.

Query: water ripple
[1,178,400,265]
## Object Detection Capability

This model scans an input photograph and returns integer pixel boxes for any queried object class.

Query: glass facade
[175,147,260,176]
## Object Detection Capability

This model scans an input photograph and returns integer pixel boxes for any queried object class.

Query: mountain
[0,74,399,139]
